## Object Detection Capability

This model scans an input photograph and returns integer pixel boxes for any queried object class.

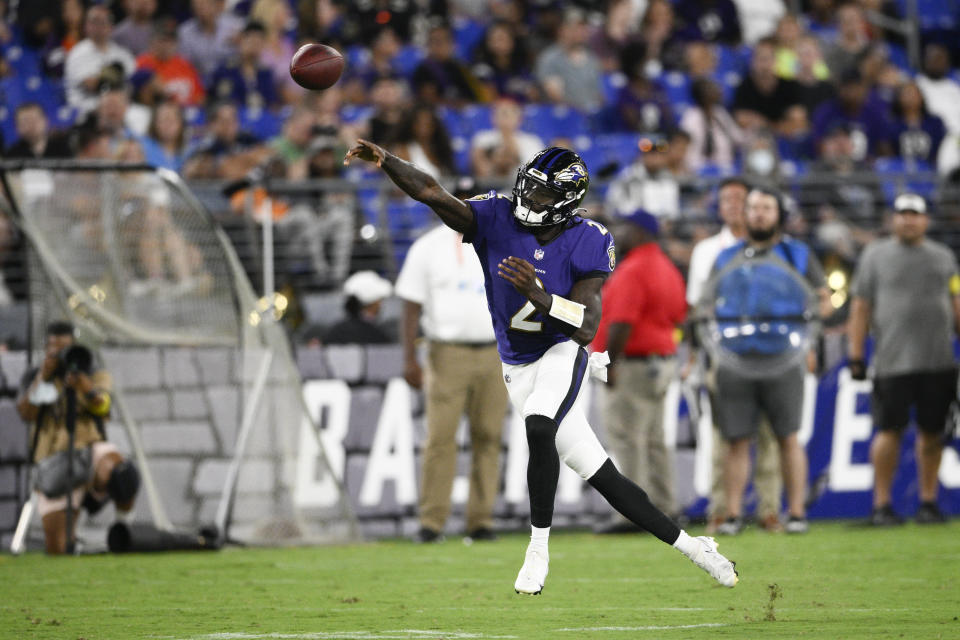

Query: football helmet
[512,147,590,227]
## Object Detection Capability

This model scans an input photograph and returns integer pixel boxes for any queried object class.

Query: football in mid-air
[290,43,344,91]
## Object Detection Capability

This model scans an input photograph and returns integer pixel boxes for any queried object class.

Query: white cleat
[687,536,738,587]
[514,547,549,595]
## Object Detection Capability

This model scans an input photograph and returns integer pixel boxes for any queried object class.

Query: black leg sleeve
[525,414,560,528]
[588,458,681,544]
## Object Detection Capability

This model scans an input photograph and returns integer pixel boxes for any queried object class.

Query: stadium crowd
[0,0,958,307]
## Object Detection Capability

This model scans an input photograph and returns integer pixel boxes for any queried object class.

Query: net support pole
[262,198,275,301]
[215,349,273,538]
[112,391,174,530]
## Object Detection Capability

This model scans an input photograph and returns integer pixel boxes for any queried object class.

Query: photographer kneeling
[17,322,139,554]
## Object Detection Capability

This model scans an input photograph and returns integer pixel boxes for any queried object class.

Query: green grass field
[2,520,959,640]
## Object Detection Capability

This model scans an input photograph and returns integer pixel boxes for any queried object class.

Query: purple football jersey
[465,192,616,364]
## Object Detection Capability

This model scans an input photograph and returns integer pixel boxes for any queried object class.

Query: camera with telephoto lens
[58,344,95,377]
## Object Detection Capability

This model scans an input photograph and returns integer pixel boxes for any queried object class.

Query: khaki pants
[419,342,508,532]
[707,413,782,521]
[603,357,677,515]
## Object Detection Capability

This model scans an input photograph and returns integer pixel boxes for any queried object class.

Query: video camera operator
[16,322,140,554]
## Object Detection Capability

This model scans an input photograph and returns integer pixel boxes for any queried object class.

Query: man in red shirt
[594,209,688,532]
[135,20,205,106]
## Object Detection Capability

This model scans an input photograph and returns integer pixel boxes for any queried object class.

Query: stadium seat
[323,344,365,384]
[240,106,285,141]
[0,352,28,395]
[391,45,425,78]
[452,16,486,61]
[296,345,331,380]
[662,72,692,113]
[2,44,42,77]
[364,344,404,384]
[0,104,15,148]
[0,399,27,462]
[343,386,385,451]
[340,104,374,124]
[458,104,493,138]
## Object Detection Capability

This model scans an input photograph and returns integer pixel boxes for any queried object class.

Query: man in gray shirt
[848,193,960,526]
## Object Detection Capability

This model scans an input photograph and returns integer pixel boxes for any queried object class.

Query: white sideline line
[163,632,519,640]
[555,623,728,632]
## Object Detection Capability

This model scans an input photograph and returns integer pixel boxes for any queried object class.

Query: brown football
[289,43,345,91]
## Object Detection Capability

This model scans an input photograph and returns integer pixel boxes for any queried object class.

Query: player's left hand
[498,256,538,296]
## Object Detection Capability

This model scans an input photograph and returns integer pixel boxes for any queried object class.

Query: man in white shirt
[395,192,509,544]
[178,0,244,81]
[686,177,783,533]
[604,142,680,221]
[470,99,544,180]
[65,5,136,115]
[916,44,960,173]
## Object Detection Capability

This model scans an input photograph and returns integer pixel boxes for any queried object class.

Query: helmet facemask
[512,166,586,227]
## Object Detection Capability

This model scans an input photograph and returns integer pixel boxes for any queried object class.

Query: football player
[345,140,738,594]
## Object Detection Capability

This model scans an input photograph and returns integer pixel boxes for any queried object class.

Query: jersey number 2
[509,278,545,333]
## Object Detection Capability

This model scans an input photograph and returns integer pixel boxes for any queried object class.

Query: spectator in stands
[823,3,869,81]
[35,0,85,79]
[210,20,279,110]
[65,4,136,115]
[741,130,781,180]
[112,0,158,57]
[141,101,188,172]
[805,123,884,226]
[342,28,403,104]
[323,271,393,345]
[734,0,792,47]
[635,0,683,74]
[17,322,139,555]
[812,68,893,161]
[4,103,72,159]
[301,134,355,284]
[916,44,960,139]
[684,40,718,79]
[674,0,742,44]
[470,99,543,179]
[793,35,835,115]
[89,80,149,160]
[362,76,409,145]
[803,0,838,39]
[350,0,417,45]
[182,101,269,180]
[395,182,508,543]
[732,37,802,132]
[605,139,680,221]
[681,77,744,173]
[589,0,641,73]
[251,0,302,103]
[890,81,946,169]
[135,18,206,107]
[593,208,687,533]
[412,22,486,106]
[471,20,538,103]
[848,193,960,526]
[665,129,693,177]
[534,8,604,112]
[776,104,815,164]
[390,105,455,179]
[177,0,243,81]
[615,52,676,135]
[268,107,317,180]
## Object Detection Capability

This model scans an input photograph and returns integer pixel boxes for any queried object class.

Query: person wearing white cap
[323,271,394,345]
[848,193,960,526]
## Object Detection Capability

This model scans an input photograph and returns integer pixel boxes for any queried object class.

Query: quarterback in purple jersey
[345,140,738,594]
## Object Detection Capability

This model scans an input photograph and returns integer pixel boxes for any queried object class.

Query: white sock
[672,529,698,556]
[529,525,550,554]
[115,509,132,523]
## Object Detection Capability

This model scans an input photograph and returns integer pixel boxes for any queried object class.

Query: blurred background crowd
[0,0,959,345]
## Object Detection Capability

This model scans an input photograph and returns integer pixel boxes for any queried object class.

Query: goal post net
[0,160,357,546]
